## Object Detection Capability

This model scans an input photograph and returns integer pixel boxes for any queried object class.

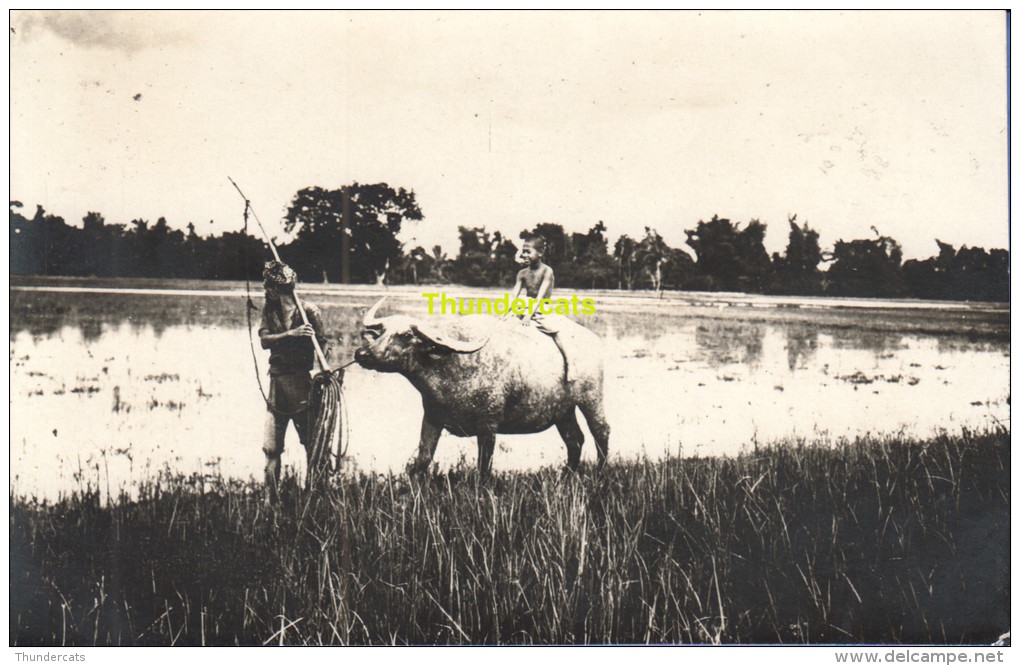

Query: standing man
[258,260,328,500]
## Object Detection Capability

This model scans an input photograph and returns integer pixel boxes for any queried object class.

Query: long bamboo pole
[228,177,330,372]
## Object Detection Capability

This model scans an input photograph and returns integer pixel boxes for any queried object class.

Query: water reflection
[9,289,1010,501]
[12,288,1009,358]
[693,322,765,367]
[785,326,819,372]
[80,317,105,343]
[829,327,907,357]
[10,290,249,340]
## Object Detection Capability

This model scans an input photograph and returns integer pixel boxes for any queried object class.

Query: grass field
[10,428,1009,646]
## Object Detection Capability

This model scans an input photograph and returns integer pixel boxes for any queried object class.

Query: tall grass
[10,429,1009,645]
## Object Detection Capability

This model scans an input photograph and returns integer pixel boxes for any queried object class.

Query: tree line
[9,183,1009,302]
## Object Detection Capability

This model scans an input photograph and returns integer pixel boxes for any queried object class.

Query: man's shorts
[529,311,562,335]
[267,372,312,416]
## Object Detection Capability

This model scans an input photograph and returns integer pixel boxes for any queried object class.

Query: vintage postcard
[8,9,1010,656]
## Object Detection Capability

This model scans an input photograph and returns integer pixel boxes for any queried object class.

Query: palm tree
[430,245,450,282]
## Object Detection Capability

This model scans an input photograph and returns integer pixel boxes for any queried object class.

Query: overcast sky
[9,10,1009,261]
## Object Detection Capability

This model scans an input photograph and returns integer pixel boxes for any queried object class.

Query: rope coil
[308,369,348,471]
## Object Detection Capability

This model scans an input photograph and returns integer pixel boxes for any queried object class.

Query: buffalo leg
[477,430,496,477]
[555,410,585,471]
[408,416,442,475]
[578,403,610,468]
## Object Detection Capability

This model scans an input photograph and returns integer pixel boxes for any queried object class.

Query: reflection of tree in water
[576,311,688,341]
[12,291,247,339]
[80,317,104,343]
[829,327,906,357]
[693,322,764,367]
[129,318,170,339]
[329,330,361,362]
[11,299,69,340]
[579,314,611,338]
[935,335,1007,355]
[321,307,368,359]
[21,321,62,342]
[784,325,819,371]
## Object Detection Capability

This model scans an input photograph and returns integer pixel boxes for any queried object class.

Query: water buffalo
[354,298,610,475]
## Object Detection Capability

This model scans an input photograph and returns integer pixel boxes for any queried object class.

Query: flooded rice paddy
[9,282,1010,501]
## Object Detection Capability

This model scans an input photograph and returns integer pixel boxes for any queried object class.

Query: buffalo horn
[362,296,387,328]
[411,322,489,354]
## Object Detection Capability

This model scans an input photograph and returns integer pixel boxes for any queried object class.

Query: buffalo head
[354,297,488,373]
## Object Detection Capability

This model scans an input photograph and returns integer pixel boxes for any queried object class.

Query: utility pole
[341,186,351,284]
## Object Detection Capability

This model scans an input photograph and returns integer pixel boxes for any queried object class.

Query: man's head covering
[263,260,297,288]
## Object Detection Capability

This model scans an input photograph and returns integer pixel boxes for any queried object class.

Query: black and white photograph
[8,9,1011,653]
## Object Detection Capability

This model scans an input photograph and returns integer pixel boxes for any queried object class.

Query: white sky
[9,9,1009,261]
